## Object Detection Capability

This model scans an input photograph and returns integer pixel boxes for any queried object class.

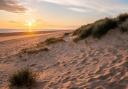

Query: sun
[25,19,36,32]
[28,21,33,27]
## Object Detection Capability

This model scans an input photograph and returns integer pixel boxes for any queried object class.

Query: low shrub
[9,68,36,89]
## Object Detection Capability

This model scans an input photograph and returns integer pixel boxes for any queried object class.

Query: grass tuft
[21,46,49,54]
[73,25,84,36]
[92,18,117,38]
[78,24,93,39]
[44,37,64,45]
[9,68,36,89]
[20,37,64,55]
[64,32,71,36]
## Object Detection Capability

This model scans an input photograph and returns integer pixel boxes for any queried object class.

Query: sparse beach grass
[44,37,64,45]
[21,46,49,54]
[19,37,64,55]
[73,13,128,40]
[37,37,65,47]
[9,68,36,89]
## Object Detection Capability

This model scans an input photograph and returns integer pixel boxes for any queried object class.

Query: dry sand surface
[0,31,67,58]
[0,30,128,89]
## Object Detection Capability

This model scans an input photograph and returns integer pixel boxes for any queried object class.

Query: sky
[0,0,128,31]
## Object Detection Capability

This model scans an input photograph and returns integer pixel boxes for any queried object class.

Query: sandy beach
[0,29,128,89]
[0,31,68,58]
[0,0,128,88]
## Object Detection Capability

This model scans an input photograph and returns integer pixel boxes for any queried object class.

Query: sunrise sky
[0,0,128,31]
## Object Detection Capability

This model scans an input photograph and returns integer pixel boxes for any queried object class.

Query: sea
[0,29,68,33]
[0,29,27,33]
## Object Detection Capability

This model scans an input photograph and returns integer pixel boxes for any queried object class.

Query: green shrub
[9,68,36,88]
[92,18,117,38]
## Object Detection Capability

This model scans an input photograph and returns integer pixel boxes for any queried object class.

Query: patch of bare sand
[0,31,67,58]
[1,30,128,89]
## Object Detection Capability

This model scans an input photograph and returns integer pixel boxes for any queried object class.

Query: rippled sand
[0,30,128,89]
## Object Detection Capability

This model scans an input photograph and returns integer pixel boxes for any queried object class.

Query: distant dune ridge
[73,13,128,40]
[0,13,128,89]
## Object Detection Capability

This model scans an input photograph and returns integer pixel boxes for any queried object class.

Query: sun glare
[28,21,33,27]
[25,19,36,32]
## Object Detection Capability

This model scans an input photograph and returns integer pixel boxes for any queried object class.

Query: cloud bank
[0,0,26,13]
[39,0,128,14]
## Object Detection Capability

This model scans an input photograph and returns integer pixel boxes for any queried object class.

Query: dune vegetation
[19,37,64,55]
[21,46,49,54]
[38,37,65,46]
[9,68,36,89]
[73,13,128,40]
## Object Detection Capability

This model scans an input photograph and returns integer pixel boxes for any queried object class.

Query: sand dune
[0,29,128,89]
